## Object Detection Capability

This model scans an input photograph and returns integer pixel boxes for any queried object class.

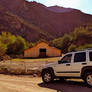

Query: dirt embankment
[0,57,60,75]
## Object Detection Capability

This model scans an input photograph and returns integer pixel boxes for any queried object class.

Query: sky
[27,0,92,15]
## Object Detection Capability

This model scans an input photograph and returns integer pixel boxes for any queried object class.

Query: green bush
[68,44,77,52]
[51,25,92,53]
[0,32,16,46]
[0,42,7,56]
[76,44,92,51]
[0,32,29,55]
[7,36,28,55]
[51,34,72,53]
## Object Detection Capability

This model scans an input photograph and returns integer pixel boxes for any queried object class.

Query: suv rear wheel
[84,72,92,87]
[59,78,65,82]
[42,70,54,83]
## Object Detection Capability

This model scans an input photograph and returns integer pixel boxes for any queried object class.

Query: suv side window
[74,52,86,62]
[89,52,92,61]
[59,54,72,64]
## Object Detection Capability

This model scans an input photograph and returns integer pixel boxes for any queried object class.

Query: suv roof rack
[75,48,92,52]
[81,48,92,50]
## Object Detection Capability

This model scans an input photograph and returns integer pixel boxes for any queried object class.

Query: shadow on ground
[38,79,92,92]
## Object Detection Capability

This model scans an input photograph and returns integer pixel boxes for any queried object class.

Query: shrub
[51,25,92,53]
[51,34,72,53]
[0,42,7,61]
[3,33,29,55]
[0,42,7,56]
[76,44,92,51]
[68,44,77,52]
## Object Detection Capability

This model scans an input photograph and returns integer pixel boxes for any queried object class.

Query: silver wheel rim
[87,75,92,86]
[44,73,51,82]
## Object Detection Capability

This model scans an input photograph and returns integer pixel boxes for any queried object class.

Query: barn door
[39,48,46,58]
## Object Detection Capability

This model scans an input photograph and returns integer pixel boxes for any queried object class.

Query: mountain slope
[0,5,52,42]
[0,0,92,41]
[47,6,73,13]
[0,0,25,13]
[16,1,92,37]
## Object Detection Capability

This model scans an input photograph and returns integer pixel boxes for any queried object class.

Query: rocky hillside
[0,0,92,42]
[47,6,73,13]
[0,5,52,42]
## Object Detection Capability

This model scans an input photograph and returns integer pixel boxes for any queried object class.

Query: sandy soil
[0,74,91,92]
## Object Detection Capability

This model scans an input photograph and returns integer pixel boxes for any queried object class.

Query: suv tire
[84,72,92,87]
[59,77,65,82]
[42,69,54,83]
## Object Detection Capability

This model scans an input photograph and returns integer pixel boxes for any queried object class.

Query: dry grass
[11,57,61,62]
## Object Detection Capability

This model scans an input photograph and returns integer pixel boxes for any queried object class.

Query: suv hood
[43,62,58,69]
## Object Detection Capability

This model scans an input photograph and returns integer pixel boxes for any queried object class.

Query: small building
[24,41,61,58]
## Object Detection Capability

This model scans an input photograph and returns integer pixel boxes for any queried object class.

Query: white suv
[41,49,92,87]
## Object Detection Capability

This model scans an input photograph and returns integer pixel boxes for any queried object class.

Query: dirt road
[0,74,91,92]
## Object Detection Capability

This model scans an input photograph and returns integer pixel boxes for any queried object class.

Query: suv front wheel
[42,69,54,83]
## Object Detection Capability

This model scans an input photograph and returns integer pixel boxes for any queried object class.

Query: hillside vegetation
[1,25,92,60]
[51,25,92,53]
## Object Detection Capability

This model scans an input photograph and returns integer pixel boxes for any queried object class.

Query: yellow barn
[24,42,61,58]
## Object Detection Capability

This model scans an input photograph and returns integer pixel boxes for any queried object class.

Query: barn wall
[24,47,39,57]
[24,42,61,58]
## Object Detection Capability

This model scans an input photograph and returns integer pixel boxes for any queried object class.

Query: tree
[7,36,29,55]
[51,34,72,53]
[76,44,92,51]
[51,25,92,53]
[0,42,7,57]
[0,32,16,46]
[68,44,77,52]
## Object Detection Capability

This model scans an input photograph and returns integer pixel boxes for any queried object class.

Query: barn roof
[24,41,61,52]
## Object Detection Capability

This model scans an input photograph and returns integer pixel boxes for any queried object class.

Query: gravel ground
[0,74,91,92]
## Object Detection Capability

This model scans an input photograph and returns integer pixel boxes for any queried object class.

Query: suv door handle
[66,64,70,66]
[82,63,87,65]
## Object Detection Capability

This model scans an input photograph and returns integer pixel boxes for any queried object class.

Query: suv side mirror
[58,60,62,64]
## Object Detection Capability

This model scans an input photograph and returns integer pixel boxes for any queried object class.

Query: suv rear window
[89,52,92,61]
[74,52,86,62]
